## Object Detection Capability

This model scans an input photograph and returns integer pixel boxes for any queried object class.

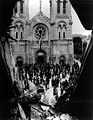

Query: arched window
[59,55,66,65]
[21,32,23,39]
[15,25,18,29]
[14,3,17,13]
[63,24,66,29]
[59,32,61,39]
[63,6,66,14]
[20,24,24,30]
[63,0,67,14]
[20,24,24,39]
[20,0,23,13]
[16,32,18,39]
[63,32,65,38]
[58,24,62,29]
[57,0,61,13]
[16,56,23,67]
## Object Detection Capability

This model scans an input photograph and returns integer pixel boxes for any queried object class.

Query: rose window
[35,25,46,39]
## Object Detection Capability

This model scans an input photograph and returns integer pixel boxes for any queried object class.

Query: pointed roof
[30,11,50,25]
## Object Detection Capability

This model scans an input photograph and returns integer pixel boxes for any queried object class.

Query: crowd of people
[15,59,81,106]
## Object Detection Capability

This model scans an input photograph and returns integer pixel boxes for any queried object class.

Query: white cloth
[28,80,36,92]
[42,87,56,106]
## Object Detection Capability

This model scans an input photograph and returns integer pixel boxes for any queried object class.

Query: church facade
[7,0,74,66]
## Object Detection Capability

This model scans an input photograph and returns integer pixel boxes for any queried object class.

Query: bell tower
[50,0,73,39]
[13,0,29,19]
[50,0,73,65]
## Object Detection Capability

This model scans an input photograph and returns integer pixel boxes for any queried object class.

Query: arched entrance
[35,49,47,64]
[16,56,23,67]
[59,55,66,65]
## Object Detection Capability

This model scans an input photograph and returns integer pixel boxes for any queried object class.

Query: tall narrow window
[63,24,66,29]
[63,0,67,14]
[16,32,18,39]
[20,0,23,13]
[14,3,17,13]
[59,32,61,39]
[57,0,61,13]
[63,32,65,38]
[21,32,23,39]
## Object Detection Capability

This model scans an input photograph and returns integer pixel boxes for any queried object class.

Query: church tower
[13,0,29,19]
[50,0,72,39]
[50,0,73,65]
[11,0,29,41]
[8,0,30,65]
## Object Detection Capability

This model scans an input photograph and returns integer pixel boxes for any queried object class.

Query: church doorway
[59,55,66,65]
[35,49,47,64]
[16,56,23,67]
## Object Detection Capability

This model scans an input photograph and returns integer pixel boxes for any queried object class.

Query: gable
[30,11,50,26]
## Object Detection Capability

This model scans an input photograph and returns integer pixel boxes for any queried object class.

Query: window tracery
[34,25,46,39]
[14,22,24,40]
